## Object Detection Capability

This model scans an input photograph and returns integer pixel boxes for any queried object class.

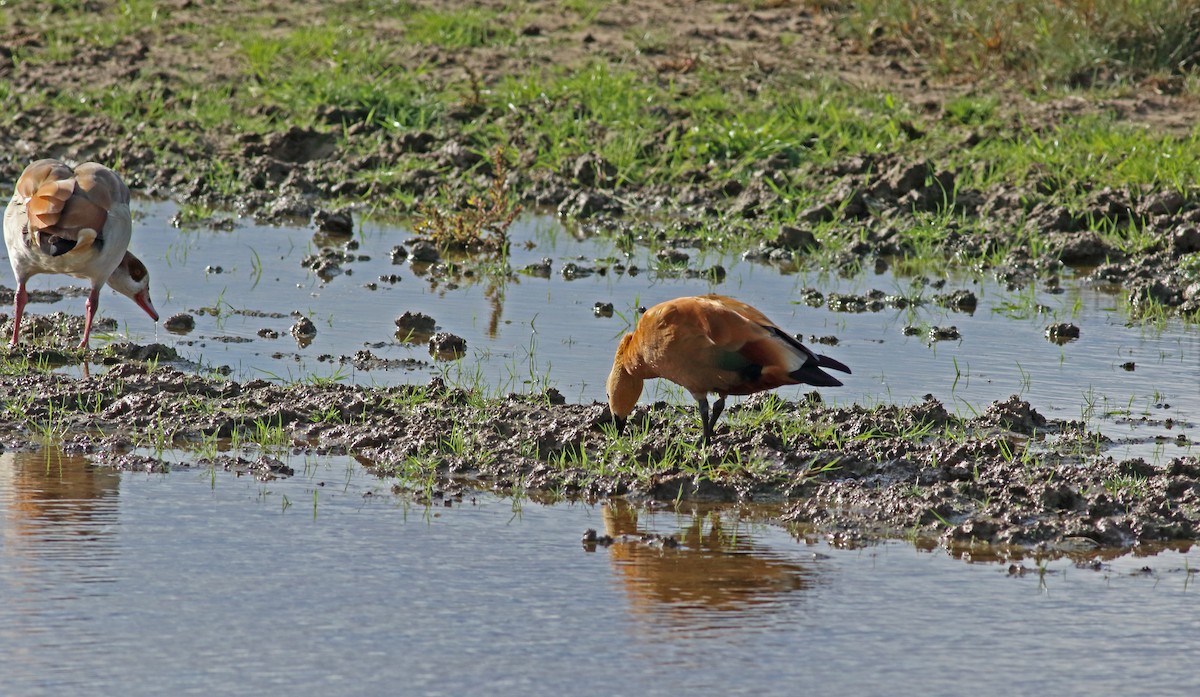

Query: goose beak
[133,289,159,322]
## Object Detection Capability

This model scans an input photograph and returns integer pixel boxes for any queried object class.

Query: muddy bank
[2,359,1196,555]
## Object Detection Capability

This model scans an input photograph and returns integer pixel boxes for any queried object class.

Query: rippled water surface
[2,449,1198,696]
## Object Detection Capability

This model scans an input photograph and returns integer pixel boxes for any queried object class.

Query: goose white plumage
[3,159,158,348]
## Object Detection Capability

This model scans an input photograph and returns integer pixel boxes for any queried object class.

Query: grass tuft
[841,0,1200,87]
[416,146,522,252]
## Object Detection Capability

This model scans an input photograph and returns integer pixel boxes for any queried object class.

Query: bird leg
[694,395,727,448]
[710,395,727,430]
[77,285,102,349]
[695,395,712,448]
[9,283,28,347]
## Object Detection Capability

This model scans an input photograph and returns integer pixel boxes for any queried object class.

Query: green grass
[481,65,915,203]
[12,2,1199,210]
[959,113,1200,195]
[1103,472,1149,500]
[840,0,1200,87]
[231,26,443,130]
[12,0,168,59]
[404,6,519,48]
[1180,252,1200,281]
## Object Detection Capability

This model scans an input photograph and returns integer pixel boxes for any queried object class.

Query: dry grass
[416,146,522,253]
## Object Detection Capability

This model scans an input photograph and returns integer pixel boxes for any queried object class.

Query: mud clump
[933,289,978,313]
[395,311,437,335]
[290,317,317,342]
[775,225,820,252]
[428,331,466,359]
[977,394,1049,434]
[302,245,365,280]
[408,242,441,264]
[1045,322,1081,343]
[101,342,181,363]
[557,191,623,219]
[313,208,354,235]
[164,313,195,333]
[522,258,553,278]
[927,325,961,341]
[339,350,426,372]
[395,311,438,344]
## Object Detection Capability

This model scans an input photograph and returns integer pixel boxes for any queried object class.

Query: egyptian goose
[607,294,851,445]
[3,159,158,348]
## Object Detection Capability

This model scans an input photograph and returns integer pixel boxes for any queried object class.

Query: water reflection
[0,454,1194,695]
[0,449,121,586]
[597,500,815,632]
[0,449,121,684]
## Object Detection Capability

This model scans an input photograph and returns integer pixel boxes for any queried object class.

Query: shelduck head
[606,333,642,434]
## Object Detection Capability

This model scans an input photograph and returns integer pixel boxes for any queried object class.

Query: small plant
[309,405,343,424]
[29,401,68,443]
[247,245,264,289]
[416,146,522,253]
[439,423,470,456]
[803,457,842,478]
[251,414,291,454]
[1103,473,1149,499]
[950,356,967,393]
[306,366,349,387]
[194,430,222,460]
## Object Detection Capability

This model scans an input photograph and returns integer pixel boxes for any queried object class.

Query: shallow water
[6,201,1195,462]
[1,449,1197,696]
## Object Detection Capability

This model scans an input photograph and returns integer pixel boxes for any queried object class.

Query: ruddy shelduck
[4,159,158,348]
[607,294,850,445]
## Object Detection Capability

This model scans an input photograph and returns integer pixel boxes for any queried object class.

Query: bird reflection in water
[591,499,816,630]
[0,449,121,582]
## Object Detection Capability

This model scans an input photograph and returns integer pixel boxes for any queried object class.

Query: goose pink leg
[78,285,101,349]
[10,283,28,347]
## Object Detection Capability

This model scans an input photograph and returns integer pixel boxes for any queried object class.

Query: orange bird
[4,159,158,348]
[606,295,850,445]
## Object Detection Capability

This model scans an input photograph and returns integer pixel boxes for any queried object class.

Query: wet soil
[1,362,1197,558]
[2,2,1199,556]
